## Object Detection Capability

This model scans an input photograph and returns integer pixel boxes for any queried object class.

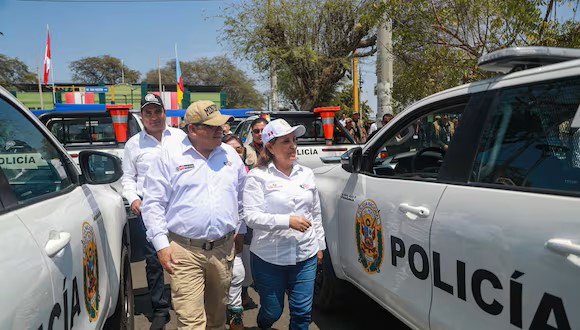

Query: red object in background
[106,104,132,143]
[314,106,340,146]
[43,29,51,85]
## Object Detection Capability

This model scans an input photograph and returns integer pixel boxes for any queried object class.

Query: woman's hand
[317,250,324,265]
[289,215,311,233]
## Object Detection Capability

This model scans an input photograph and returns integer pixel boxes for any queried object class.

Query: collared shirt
[243,162,326,266]
[121,126,187,205]
[142,137,247,251]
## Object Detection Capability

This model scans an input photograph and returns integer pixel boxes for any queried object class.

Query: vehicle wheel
[314,249,354,312]
[104,246,134,330]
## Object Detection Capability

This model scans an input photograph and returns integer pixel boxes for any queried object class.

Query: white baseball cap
[262,119,306,145]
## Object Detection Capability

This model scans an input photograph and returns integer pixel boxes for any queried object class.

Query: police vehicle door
[0,99,112,329]
[337,100,468,329]
[430,74,580,329]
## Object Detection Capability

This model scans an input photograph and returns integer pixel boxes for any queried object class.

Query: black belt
[169,231,234,251]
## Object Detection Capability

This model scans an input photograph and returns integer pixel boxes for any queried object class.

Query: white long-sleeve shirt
[141,138,247,251]
[121,126,186,205]
[243,162,326,266]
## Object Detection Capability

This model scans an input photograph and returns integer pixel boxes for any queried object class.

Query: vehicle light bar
[478,47,580,73]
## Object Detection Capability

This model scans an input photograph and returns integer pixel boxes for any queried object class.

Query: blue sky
[0,0,378,113]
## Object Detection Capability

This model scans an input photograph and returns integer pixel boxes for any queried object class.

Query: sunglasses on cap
[252,128,263,134]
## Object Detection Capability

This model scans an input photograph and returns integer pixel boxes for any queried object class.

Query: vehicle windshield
[46,116,117,145]
[274,116,356,145]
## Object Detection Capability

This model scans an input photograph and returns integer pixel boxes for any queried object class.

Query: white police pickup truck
[0,86,133,329]
[235,110,361,168]
[314,47,580,330]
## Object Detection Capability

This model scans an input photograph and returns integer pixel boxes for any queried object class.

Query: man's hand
[317,250,324,265]
[157,247,179,274]
[130,199,141,215]
[289,215,311,233]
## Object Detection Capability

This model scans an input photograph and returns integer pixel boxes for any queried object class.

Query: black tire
[314,249,354,312]
[104,246,134,330]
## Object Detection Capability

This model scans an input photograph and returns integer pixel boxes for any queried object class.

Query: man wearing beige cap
[142,100,247,330]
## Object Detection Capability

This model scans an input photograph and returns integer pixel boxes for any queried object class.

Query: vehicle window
[46,116,116,145]
[370,105,464,180]
[128,114,141,138]
[471,78,580,193]
[0,98,73,203]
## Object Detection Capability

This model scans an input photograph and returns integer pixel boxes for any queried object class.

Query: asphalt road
[132,261,409,330]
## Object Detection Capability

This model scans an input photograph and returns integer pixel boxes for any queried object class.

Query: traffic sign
[85,86,109,93]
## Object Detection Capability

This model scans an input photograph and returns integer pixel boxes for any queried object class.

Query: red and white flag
[43,28,51,85]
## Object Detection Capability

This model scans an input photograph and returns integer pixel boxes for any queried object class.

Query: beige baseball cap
[184,100,233,126]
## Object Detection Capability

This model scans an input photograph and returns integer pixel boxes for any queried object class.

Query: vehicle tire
[104,245,134,330]
[314,249,354,312]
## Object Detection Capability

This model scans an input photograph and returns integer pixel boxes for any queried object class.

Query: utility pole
[353,54,359,113]
[158,55,162,94]
[267,0,279,111]
[121,59,125,85]
[376,7,393,125]
[36,56,44,109]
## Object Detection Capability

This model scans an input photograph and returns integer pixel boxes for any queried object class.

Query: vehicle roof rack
[478,47,580,73]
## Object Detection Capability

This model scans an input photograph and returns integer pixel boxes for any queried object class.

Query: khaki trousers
[169,238,235,330]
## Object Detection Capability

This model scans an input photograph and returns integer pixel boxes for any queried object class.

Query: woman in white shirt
[243,119,326,330]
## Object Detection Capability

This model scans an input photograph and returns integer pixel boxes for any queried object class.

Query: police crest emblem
[82,221,100,321]
[355,199,384,274]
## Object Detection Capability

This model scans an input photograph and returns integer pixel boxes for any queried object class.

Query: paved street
[132,261,409,330]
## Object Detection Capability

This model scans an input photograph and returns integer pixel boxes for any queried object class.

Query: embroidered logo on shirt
[176,164,195,171]
[224,160,232,166]
[299,184,311,190]
[266,183,282,189]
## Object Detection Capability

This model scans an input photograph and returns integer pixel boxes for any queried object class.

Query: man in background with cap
[122,93,186,329]
[142,100,247,330]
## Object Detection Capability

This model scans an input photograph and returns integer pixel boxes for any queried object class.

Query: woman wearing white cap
[243,119,326,330]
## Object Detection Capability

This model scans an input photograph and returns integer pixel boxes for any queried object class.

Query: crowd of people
[122,94,326,330]
[338,111,460,149]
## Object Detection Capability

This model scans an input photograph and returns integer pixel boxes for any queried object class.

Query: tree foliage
[0,54,36,87]
[222,0,386,111]
[69,55,140,84]
[384,0,580,111]
[144,56,264,109]
[331,82,372,121]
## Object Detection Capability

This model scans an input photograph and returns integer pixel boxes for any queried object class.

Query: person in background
[243,119,326,330]
[339,112,347,126]
[221,134,249,330]
[223,134,253,170]
[431,114,455,150]
[122,94,185,330]
[223,122,233,135]
[351,112,368,143]
[368,113,394,138]
[142,100,246,330]
[245,117,268,169]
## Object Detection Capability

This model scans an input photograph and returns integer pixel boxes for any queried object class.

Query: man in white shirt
[142,100,247,330]
[368,113,394,137]
[122,93,186,330]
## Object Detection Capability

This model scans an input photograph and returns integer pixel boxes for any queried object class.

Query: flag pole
[158,55,162,94]
[36,56,44,109]
[45,24,56,105]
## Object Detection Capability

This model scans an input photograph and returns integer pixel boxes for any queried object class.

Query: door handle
[545,238,580,257]
[399,203,430,219]
[45,231,71,257]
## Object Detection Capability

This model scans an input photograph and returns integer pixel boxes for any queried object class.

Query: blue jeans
[135,213,171,317]
[251,252,317,330]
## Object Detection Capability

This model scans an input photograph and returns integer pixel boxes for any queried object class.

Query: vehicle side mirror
[341,147,362,173]
[78,150,123,184]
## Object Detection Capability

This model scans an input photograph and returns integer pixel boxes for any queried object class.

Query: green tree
[0,54,36,87]
[145,56,264,109]
[384,0,580,111]
[69,55,140,84]
[222,0,386,111]
[331,83,372,121]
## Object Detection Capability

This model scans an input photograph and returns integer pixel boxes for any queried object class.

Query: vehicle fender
[314,165,348,280]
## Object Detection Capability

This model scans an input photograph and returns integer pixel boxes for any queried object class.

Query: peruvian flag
[43,28,51,85]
